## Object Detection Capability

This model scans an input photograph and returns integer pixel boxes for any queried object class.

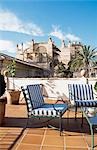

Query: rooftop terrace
[1,99,97,150]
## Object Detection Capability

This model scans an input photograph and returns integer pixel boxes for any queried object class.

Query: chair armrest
[55,99,65,104]
[51,98,68,113]
[55,96,69,104]
[51,104,62,113]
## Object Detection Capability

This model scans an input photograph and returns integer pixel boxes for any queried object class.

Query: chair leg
[24,117,29,129]
[67,109,70,124]
[59,115,62,136]
[81,112,83,127]
[75,106,77,120]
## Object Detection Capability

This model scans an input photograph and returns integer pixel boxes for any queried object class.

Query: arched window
[35,46,47,63]
[27,53,33,60]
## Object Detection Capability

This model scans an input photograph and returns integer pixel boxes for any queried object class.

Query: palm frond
[68,45,97,77]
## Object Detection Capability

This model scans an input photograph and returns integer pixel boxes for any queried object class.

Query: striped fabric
[29,104,68,117]
[27,84,44,109]
[75,100,97,107]
[68,84,97,107]
[21,84,68,118]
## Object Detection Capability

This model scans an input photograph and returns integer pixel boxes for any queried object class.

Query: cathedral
[16,37,82,76]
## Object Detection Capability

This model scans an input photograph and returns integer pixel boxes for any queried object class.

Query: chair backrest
[68,84,94,104]
[27,84,44,109]
[21,84,44,116]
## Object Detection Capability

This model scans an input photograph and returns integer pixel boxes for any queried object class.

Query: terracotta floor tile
[0,127,23,134]
[16,143,40,150]
[2,100,97,149]
[43,136,64,146]
[84,134,97,148]
[66,148,88,150]
[41,146,64,150]
[3,133,19,138]
[63,131,82,136]
[0,128,9,133]
[27,128,45,135]
[65,136,88,148]
[0,141,14,150]
[0,132,7,138]
[1,137,18,144]
[1,138,16,143]
[84,135,92,147]
[0,143,11,149]
[0,128,23,149]
[21,134,43,145]
[46,128,61,136]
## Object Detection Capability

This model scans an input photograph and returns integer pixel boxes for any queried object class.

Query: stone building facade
[16,38,82,69]
[1,38,96,78]
[16,38,60,76]
[59,40,82,67]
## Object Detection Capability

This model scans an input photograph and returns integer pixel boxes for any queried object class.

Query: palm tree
[68,45,97,77]
[54,62,73,77]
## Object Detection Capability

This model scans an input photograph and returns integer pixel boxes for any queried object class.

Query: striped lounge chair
[21,84,68,135]
[68,84,97,119]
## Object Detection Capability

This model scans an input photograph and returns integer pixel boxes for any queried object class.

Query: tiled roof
[0,52,49,71]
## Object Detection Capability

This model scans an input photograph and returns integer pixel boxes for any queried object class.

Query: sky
[0,0,97,57]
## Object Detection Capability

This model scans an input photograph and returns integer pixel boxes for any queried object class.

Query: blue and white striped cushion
[30,103,68,117]
[27,84,44,109]
[75,100,97,107]
[68,84,97,107]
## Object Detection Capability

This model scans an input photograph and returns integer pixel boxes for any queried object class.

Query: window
[35,46,47,63]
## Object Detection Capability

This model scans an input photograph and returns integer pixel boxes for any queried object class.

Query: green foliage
[68,45,97,77]
[56,62,66,74]
[94,82,97,92]
[7,60,16,77]
[7,60,16,89]
[54,62,73,78]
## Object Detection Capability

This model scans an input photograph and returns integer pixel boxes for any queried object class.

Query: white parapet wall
[7,77,97,101]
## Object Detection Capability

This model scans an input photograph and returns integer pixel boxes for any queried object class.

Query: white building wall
[7,78,97,101]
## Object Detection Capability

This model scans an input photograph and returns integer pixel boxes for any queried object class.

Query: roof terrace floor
[0,99,97,150]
